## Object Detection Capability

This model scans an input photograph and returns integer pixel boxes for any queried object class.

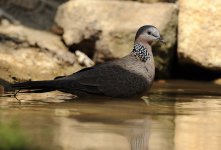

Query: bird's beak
[158,37,166,44]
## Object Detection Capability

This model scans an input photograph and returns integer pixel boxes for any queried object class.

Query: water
[0,80,221,150]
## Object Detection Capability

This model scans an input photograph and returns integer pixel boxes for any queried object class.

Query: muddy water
[0,80,221,150]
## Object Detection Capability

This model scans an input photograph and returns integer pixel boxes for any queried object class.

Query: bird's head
[135,25,165,45]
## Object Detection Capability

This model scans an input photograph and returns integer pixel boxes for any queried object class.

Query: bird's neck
[131,42,153,62]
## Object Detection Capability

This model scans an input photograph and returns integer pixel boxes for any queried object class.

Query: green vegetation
[0,120,29,150]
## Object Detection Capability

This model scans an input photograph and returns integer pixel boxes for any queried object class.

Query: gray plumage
[12,25,164,98]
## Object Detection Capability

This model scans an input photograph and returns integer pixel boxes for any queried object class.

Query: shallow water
[0,80,221,150]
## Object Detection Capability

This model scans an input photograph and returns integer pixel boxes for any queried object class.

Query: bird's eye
[147,31,151,35]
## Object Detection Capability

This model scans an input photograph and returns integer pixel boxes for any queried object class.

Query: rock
[75,50,95,67]
[102,0,177,3]
[214,78,221,85]
[0,19,82,82]
[138,0,176,2]
[55,0,178,78]
[0,19,75,64]
[0,0,66,30]
[178,0,221,71]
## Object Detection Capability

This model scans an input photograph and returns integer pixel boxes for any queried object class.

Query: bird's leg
[14,89,21,103]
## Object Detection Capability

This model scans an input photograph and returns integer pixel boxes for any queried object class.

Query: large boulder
[0,19,82,82]
[178,0,221,71]
[55,0,178,78]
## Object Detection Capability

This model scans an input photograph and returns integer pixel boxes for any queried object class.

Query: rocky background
[0,0,220,83]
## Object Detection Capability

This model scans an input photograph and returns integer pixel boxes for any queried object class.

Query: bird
[11,25,164,98]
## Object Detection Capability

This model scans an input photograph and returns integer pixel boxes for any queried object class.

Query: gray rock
[55,0,178,77]
[0,19,82,82]
[178,0,221,71]
[0,0,67,30]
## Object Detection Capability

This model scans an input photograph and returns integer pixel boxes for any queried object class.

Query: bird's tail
[11,80,60,93]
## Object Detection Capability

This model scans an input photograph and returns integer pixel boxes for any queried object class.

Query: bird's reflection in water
[54,115,150,150]
[47,94,151,150]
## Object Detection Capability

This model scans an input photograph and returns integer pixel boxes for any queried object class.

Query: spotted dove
[12,25,164,98]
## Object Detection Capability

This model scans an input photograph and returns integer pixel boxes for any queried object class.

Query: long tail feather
[11,80,59,92]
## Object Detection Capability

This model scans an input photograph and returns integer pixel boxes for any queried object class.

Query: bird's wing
[68,63,147,97]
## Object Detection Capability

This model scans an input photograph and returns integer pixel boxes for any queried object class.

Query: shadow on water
[0,80,221,150]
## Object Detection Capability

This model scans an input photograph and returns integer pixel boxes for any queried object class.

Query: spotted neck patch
[132,43,151,62]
